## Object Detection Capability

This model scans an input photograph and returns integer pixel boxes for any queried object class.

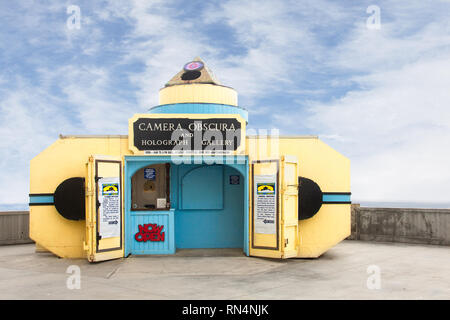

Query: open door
[250,156,299,259]
[279,155,299,258]
[84,155,124,262]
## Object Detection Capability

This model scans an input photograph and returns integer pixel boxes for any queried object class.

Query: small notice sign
[254,175,277,234]
[229,175,240,185]
[144,168,156,180]
[98,177,121,239]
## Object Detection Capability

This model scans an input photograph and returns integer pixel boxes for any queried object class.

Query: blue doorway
[124,156,249,256]
[174,164,244,248]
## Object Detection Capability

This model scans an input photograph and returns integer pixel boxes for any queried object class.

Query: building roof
[165,57,222,87]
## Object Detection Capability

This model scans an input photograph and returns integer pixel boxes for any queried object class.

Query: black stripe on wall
[322,192,352,195]
[322,201,352,204]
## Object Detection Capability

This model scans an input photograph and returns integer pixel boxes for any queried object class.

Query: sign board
[229,175,240,185]
[253,174,277,235]
[129,114,246,155]
[98,177,121,239]
[135,224,165,242]
[144,168,156,180]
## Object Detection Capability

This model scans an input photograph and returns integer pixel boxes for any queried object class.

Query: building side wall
[29,137,130,258]
[246,137,351,258]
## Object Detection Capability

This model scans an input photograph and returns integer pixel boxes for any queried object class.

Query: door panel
[280,156,299,258]
[250,160,281,258]
[250,156,299,259]
[85,155,124,262]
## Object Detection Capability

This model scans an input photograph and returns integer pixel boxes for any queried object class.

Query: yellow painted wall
[29,136,130,258]
[159,84,238,106]
[246,136,351,258]
[31,134,350,259]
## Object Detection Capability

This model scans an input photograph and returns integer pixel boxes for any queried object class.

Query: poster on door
[254,174,277,234]
[98,177,121,239]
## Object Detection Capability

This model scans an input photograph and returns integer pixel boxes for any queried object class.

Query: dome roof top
[165,57,222,87]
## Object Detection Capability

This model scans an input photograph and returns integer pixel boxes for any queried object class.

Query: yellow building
[29,58,350,262]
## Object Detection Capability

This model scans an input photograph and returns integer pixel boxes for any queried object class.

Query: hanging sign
[254,174,277,234]
[128,114,246,155]
[98,177,121,238]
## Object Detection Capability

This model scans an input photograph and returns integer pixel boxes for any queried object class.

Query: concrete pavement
[0,240,448,299]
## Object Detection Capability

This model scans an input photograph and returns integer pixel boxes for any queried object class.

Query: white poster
[254,174,277,234]
[98,177,121,239]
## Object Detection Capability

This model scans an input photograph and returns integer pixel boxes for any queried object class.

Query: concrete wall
[349,205,450,246]
[0,211,33,245]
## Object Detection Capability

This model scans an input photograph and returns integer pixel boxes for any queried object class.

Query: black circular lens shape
[54,177,86,221]
[181,70,201,80]
[298,177,323,220]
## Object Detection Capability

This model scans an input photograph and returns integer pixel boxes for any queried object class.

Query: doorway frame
[124,155,249,256]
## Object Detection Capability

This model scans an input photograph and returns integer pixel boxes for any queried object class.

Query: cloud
[0,78,69,203]
[246,0,450,204]
[0,0,449,206]
[0,0,218,203]
[306,58,450,203]
[201,0,339,105]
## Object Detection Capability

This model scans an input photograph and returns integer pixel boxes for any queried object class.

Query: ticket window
[131,163,170,210]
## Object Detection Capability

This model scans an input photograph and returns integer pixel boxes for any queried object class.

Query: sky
[0,0,450,207]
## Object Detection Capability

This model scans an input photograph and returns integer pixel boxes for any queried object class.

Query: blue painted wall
[174,164,244,249]
[128,209,175,255]
[124,156,248,256]
[181,165,224,210]
[149,103,249,122]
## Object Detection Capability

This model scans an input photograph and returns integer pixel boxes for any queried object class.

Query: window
[131,163,170,210]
